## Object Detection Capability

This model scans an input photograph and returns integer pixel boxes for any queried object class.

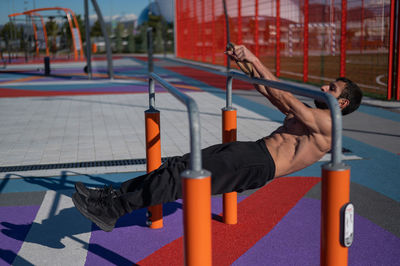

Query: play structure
[146,26,353,265]
[8,7,84,61]
[6,0,114,79]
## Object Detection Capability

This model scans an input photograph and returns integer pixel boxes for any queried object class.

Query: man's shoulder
[310,108,332,134]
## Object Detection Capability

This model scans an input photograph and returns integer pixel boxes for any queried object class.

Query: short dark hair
[336,77,363,115]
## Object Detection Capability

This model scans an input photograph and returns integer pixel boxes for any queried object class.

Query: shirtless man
[72,45,363,232]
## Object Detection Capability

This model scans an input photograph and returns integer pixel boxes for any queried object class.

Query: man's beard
[314,99,329,110]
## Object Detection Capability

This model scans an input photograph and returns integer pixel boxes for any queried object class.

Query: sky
[0,0,149,25]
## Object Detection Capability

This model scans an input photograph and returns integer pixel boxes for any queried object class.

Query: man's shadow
[1,197,182,266]
[1,171,224,264]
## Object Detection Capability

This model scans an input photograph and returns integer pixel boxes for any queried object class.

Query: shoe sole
[75,182,90,198]
[72,192,115,232]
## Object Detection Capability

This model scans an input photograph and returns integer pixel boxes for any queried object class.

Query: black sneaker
[72,190,125,232]
[75,182,120,201]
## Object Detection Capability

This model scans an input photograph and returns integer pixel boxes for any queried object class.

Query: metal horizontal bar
[228,70,342,165]
[149,72,202,172]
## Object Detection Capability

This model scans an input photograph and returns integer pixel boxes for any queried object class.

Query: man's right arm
[227,45,331,136]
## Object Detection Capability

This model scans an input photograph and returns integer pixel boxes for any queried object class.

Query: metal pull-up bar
[146,28,212,265]
[226,70,353,266]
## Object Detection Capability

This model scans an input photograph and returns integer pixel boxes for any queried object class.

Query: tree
[127,33,135,53]
[91,19,102,37]
[134,14,174,54]
[0,22,18,46]
[115,22,124,53]
[46,17,59,54]
[18,26,25,50]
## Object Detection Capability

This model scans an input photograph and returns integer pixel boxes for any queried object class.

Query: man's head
[314,77,363,115]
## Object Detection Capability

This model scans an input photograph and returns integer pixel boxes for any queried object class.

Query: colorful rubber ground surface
[0,56,399,265]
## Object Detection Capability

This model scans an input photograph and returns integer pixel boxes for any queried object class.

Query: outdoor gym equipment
[146,28,212,265]
[226,70,353,266]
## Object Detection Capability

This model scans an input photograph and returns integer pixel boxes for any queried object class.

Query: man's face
[314,80,346,109]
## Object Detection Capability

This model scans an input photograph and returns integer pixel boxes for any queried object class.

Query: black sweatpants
[119,139,276,212]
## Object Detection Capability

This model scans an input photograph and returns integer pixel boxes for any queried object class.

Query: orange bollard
[222,108,237,224]
[182,174,212,266]
[145,109,163,229]
[92,43,97,53]
[321,164,351,266]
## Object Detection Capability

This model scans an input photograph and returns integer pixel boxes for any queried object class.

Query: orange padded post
[321,164,351,266]
[92,43,97,53]
[222,108,237,224]
[145,110,163,229]
[182,175,212,266]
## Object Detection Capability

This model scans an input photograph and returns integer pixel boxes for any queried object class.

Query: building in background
[136,0,174,54]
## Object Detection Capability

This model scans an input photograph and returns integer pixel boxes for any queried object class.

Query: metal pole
[84,0,92,79]
[201,0,205,62]
[147,28,155,109]
[321,163,351,266]
[396,0,400,100]
[222,74,237,224]
[276,0,281,77]
[174,0,178,57]
[223,0,231,71]
[388,0,396,100]
[145,26,163,229]
[360,0,364,53]
[255,0,259,57]
[226,75,233,108]
[340,0,347,77]
[303,0,309,83]
[91,0,114,79]
[193,0,198,61]
[182,171,212,266]
[145,108,163,229]
[212,0,216,64]
[238,0,242,44]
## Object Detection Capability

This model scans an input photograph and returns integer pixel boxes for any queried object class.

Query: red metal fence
[175,0,399,100]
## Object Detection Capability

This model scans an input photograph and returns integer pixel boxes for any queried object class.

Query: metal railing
[147,28,212,265]
[148,72,205,172]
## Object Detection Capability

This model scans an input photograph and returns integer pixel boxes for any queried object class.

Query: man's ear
[338,98,350,109]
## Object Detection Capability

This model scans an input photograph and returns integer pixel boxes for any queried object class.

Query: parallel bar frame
[149,72,203,172]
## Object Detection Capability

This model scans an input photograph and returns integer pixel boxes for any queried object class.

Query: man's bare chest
[281,116,309,136]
